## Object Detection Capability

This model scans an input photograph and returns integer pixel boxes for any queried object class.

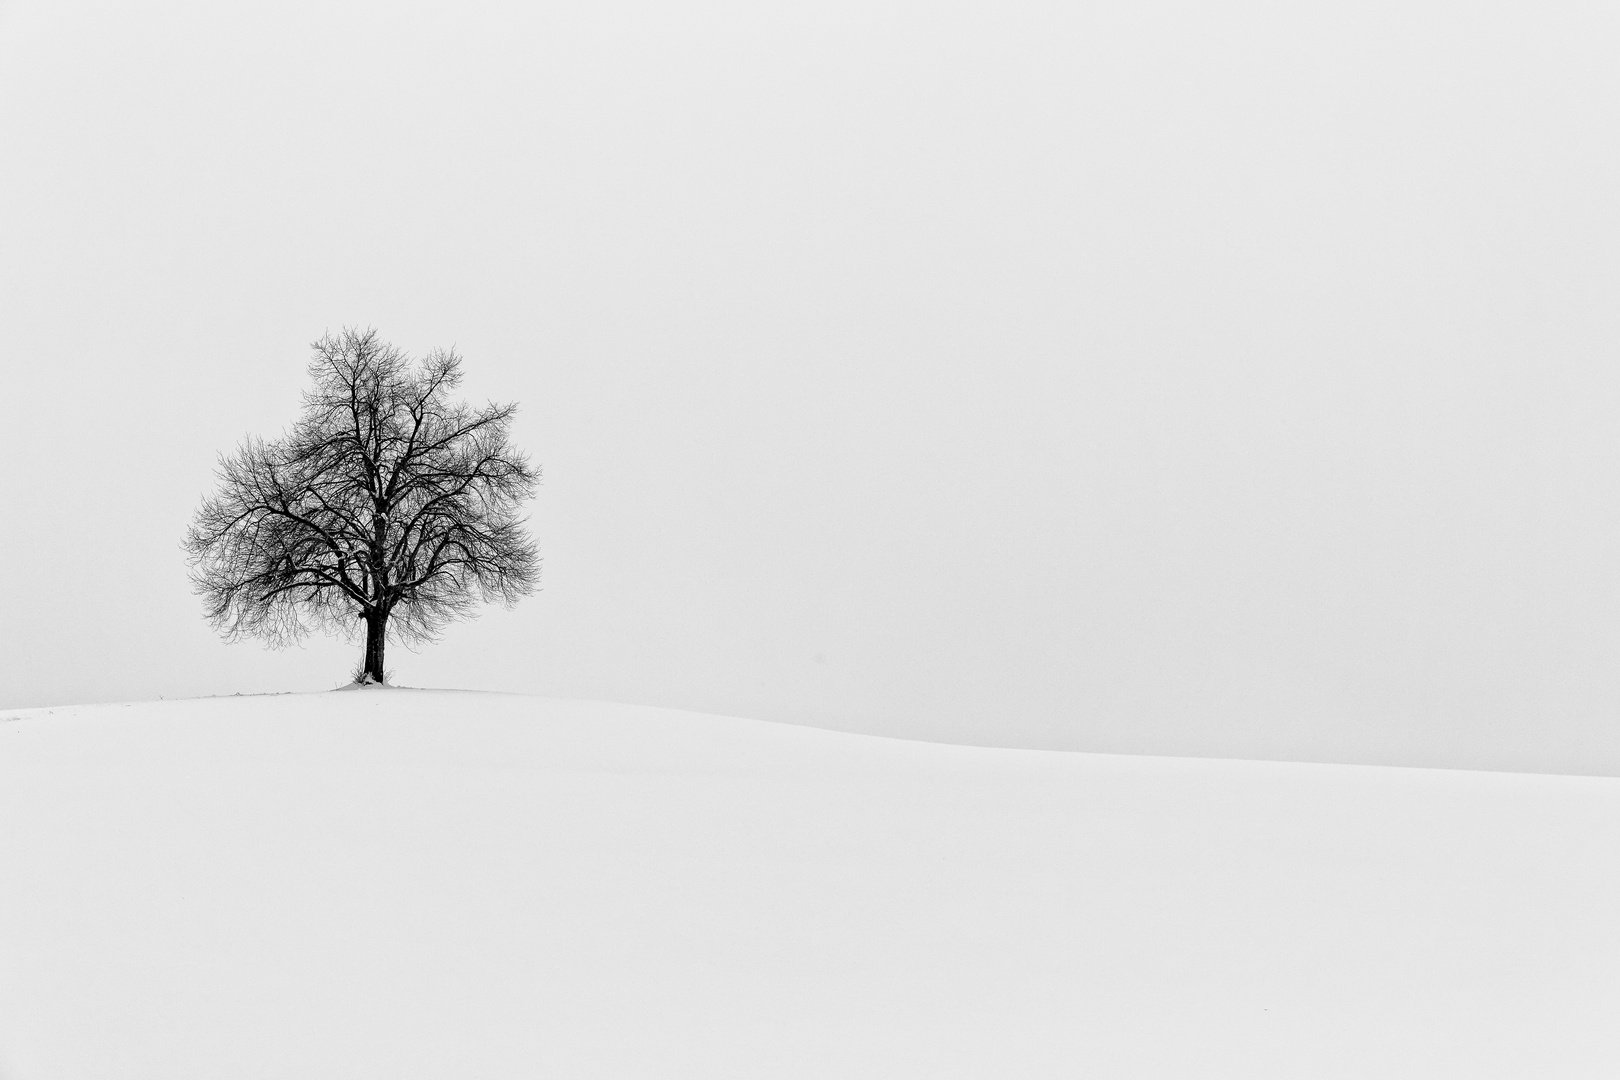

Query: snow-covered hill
[1,691,1617,1078]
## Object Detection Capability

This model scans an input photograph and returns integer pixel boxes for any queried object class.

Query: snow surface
[1,691,1618,1079]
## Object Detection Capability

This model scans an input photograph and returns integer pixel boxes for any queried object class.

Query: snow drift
[1,690,1617,1078]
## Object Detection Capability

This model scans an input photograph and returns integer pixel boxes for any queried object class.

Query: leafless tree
[185,328,539,684]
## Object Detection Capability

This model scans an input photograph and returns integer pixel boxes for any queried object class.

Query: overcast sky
[2,0,1618,774]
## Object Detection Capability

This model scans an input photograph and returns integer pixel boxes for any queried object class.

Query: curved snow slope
[2,692,1618,1079]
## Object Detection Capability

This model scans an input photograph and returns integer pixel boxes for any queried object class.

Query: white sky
[2,0,1619,774]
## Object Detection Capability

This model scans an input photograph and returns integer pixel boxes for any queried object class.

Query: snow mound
[1,691,1617,1078]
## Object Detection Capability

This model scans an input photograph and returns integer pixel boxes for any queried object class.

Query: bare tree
[185,328,539,684]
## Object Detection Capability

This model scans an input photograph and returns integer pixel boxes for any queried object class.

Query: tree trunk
[362,610,387,683]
